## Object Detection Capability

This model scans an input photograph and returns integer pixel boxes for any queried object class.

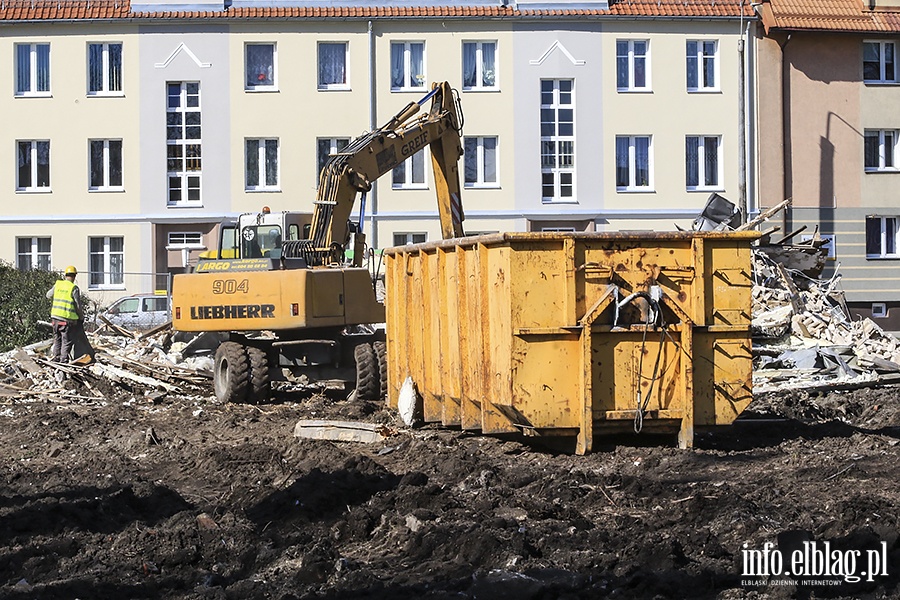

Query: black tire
[214,341,250,403]
[354,343,379,401]
[373,341,388,401]
[246,346,271,404]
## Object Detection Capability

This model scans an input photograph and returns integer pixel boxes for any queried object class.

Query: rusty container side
[384,231,757,453]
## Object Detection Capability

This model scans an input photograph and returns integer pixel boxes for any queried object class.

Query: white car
[102,294,171,330]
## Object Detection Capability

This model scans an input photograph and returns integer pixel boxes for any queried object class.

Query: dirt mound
[0,385,897,599]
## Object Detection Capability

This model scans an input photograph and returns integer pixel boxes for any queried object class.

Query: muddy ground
[0,370,897,600]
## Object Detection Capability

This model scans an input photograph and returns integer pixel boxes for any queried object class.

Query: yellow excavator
[172,81,465,403]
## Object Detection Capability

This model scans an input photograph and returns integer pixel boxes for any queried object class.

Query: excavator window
[241,225,283,258]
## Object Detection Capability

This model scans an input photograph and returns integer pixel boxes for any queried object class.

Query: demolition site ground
[0,378,897,600]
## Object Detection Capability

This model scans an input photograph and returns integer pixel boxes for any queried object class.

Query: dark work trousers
[51,319,74,362]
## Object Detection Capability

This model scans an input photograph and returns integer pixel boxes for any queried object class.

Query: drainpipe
[368,19,378,250]
[738,4,748,223]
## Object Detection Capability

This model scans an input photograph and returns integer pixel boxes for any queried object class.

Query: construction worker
[46,266,85,363]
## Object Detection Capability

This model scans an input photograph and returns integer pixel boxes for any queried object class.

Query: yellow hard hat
[64,265,77,276]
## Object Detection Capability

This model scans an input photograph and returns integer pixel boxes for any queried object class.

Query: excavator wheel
[246,346,271,404]
[214,342,250,403]
[354,343,380,401]
[373,341,388,401]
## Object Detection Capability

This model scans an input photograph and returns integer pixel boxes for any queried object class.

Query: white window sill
[89,187,125,193]
[616,187,655,193]
[16,188,52,193]
[391,86,428,93]
[464,183,500,189]
[462,86,500,92]
[865,168,900,173]
[87,91,125,98]
[88,285,126,291]
[245,86,279,93]
[687,186,724,192]
[617,88,653,93]
[687,88,721,94]
[245,187,282,193]
[166,245,206,251]
[15,92,51,98]
[392,184,428,190]
[866,255,900,260]
[542,199,579,205]
[864,80,900,86]
[318,84,351,91]
[167,202,203,208]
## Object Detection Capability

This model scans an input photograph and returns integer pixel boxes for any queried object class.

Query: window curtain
[615,137,629,187]
[108,44,122,91]
[633,41,646,88]
[702,42,716,88]
[265,139,278,186]
[90,140,104,187]
[89,44,103,92]
[391,44,404,88]
[704,137,718,186]
[36,45,49,92]
[686,42,698,89]
[319,44,345,86]
[410,44,424,87]
[36,141,50,187]
[482,43,495,87]
[109,140,122,186]
[463,43,477,88]
[483,137,497,182]
[246,45,273,87]
[616,41,629,88]
[635,138,649,187]
[16,45,30,93]
[110,237,124,284]
[685,137,699,187]
[246,140,259,187]
[464,137,477,183]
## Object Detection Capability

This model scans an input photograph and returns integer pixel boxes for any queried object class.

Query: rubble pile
[752,250,900,393]
[0,326,214,403]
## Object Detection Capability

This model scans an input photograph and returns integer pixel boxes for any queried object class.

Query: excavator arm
[298,81,465,267]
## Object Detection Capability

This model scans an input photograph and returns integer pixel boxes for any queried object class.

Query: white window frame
[462,41,498,91]
[615,135,653,192]
[89,139,124,192]
[866,216,900,258]
[87,42,123,96]
[390,41,426,91]
[685,135,723,191]
[245,43,276,91]
[864,129,900,172]
[393,232,427,246]
[88,236,125,290]
[15,43,50,97]
[464,136,499,188]
[317,137,351,185]
[318,42,349,90]
[16,237,51,270]
[392,152,427,189]
[166,232,204,250]
[540,79,576,203]
[245,138,280,192]
[686,40,719,92]
[166,81,202,207]
[616,39,650,92]
[16,140,50,192]
[863,40,897,84]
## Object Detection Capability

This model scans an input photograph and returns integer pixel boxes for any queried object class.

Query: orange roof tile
[0,0,751,22]
[761,0,900,32]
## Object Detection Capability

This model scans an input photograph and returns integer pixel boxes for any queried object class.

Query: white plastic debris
[397,376,422,427]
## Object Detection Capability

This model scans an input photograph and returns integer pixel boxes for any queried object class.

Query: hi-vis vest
[51,279,79,322]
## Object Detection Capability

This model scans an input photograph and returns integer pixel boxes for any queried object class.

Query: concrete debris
[0,325,213,404]
[753,249,900,393]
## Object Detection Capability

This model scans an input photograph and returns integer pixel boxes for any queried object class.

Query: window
[16,237,51,270]
[541,227,576,232]
[318,42,348,89]
[864,41,897,83]
[166,82,202,206]
[685,135,721,190]
[16,140,50,191]
[245,139,279,191]
[317,137,350,184]
[167,232,203,247]
[865,129,899,171]
[392,152,426,188]
[540,79,575,202]
[245,44,275,90]
[872,303,888,318]
[88,43,122,95]
[866,216,900,258]
[391,42,425,90]
[89,236,124,288]
[464,136,498,187]
[15,43,50,96]
[462,41,497,90]
[616,135,652,190]
[393,232,427,246]
[89,139,123,191]
[616,40,649,91]
[687,40,718,91]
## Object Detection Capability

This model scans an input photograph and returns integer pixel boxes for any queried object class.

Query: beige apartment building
[0,0,753,305]
[756,0,900,327]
